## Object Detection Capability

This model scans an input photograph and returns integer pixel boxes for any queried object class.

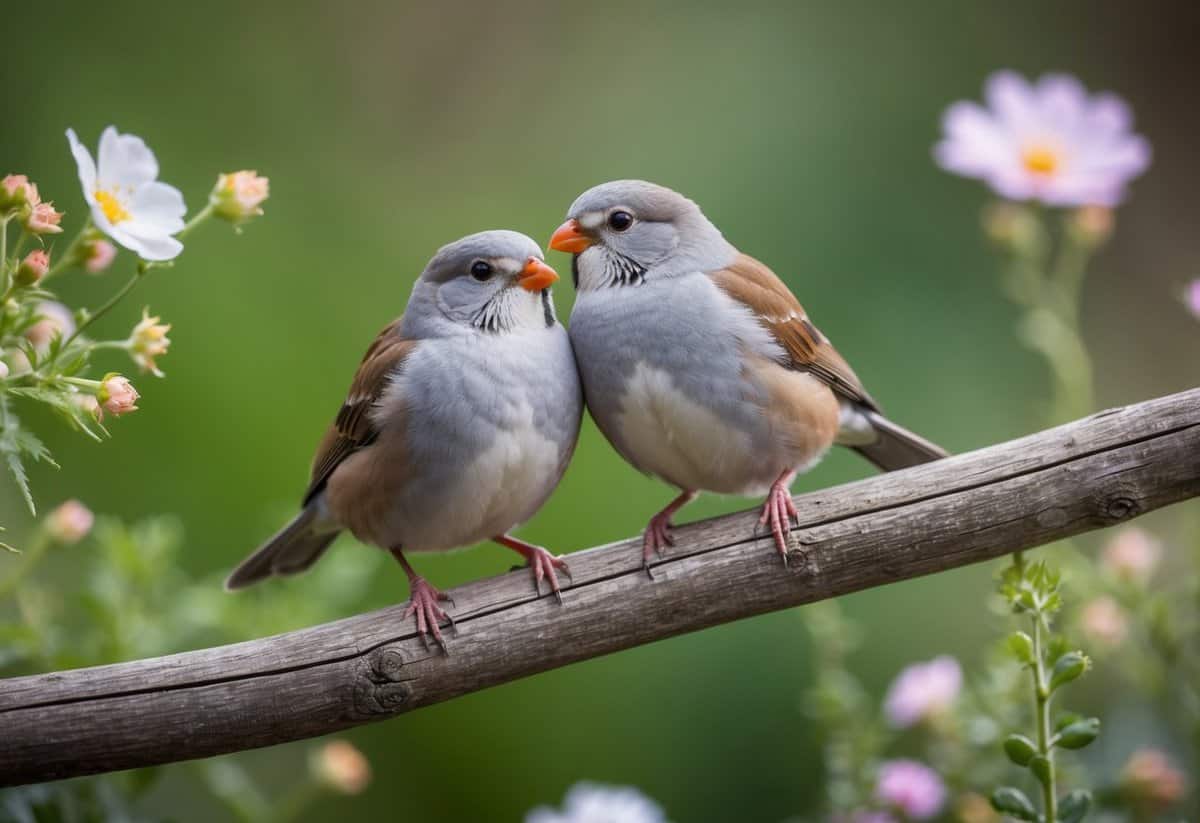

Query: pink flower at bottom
[1102,527,1162,581]
[1080,596,1128,647]
[875,760,946,821]
[83,239,117,274]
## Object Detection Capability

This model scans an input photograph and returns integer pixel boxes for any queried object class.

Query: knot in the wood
[1101,493,1140,522]
[352,646,411,716]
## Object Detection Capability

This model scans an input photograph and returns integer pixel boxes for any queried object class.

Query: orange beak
[548,218,595,254]
[517,257,559,292]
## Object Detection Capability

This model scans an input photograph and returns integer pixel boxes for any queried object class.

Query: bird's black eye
[607,210,634,232]
[470,261,493,281]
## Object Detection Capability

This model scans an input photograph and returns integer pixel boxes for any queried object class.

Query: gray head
[406,230,560,335]
[548,180,735,291]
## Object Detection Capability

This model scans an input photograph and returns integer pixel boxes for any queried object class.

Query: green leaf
[1049,651,1089,691]
[1003,733,1037,765]
[1058,789,1092,823]
[991,786,1038,821]
[1007,631,1035,664]
[1055,717,1100,749]
[1029,754,1053,787]
[0,400,59,515]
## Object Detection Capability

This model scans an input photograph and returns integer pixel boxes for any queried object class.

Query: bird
[226,230,582,651]
[549,180,947,576]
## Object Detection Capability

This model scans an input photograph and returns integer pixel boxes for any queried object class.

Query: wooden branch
[2,388,1198,786]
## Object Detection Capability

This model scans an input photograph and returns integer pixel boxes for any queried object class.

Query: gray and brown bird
[550,180,946,574]
[226,230,582,650]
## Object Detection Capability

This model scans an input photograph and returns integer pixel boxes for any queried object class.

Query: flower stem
[59,267,144,352]
[1031,612,1057,822]
[42,220,91,282]
[178,203,213,240]
[0,531,51,599]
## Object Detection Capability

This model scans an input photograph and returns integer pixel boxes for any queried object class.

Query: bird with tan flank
[550,180,947,575]
[226,230,582,651]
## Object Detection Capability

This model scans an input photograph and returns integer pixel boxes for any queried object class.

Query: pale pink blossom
[1102,526,1162,582]
[25,201,64,234]
[17,250,50,285]
[45,500,94,544]
[1184,280,1200,320]
[98,375,139,417]
[26,301,76,351]
[875,760,946,821]
[311,740,371,795]
[1,174,36,209]
[936,71,1150,206]
[1080,596,1128,647]
[1121,748,1187,812]
[211,170,269,223]
[527,783,669,823]
[883,656,962,728]
[83,239,117,274]
[127,308,171,377]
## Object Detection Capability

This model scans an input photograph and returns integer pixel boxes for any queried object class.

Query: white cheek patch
[578,211,604,231]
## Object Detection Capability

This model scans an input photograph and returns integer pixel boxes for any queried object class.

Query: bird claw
[641,512,677,579]
[758,479,799,565]
[525,545,570,604]
[403,577,456,654]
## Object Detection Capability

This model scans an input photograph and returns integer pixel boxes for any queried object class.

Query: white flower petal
[1036,74,1088,130]
[65,128,98,204]
[121,227,183,262]
[985,70,1038,135]
[130,182,187,232]
[97,126,160,190]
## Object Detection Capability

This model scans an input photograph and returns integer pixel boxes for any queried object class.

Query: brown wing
[710,253,880,413]
[304,319,417,504]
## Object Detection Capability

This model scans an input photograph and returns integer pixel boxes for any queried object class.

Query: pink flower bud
[128,308,171,376]
[83,239,117,274]
[1080,596,1128,647]
[25,201,64,235]
[1,174,36,210]
[98,374,139,417]
[211,170,269,224]
[16,249,50,286]
[1101,527,1162,582]
[26,301,75,352]
[45,499,94,544]
[311,740,371,794]
[1121,748,1187,812]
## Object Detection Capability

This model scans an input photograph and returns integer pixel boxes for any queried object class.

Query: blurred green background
[2,1,1198,819]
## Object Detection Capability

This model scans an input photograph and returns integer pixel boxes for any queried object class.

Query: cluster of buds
[1,174,64,236]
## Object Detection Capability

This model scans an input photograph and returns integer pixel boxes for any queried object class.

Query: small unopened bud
[82,238,117,274]
[211,170,269,224]
[98,374,139,417]
[983,202,1039,252]
[311,740,371,795]
[1056,717,1100,749]
[45,499,94,544]
[16,250,50,286]
[1101,527,1161,582]
[25,201,64,235]
[1069,205,1114,246]
[1,174,35,210]
[1080,596,1128,647]
[1049,651,1089,691]
[127,308,172,377]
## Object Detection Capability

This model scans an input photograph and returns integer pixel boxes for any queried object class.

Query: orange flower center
[94,189,131,224]
[1021,145,1060,177]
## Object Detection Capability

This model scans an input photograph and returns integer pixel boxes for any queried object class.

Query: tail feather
[225,506,339,591]
[851,410,949,472]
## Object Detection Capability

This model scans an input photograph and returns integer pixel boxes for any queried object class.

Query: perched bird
[550,180,947,575]
[226,230,582,650]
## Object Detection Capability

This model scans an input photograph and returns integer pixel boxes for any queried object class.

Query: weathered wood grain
[1,387,1198,785]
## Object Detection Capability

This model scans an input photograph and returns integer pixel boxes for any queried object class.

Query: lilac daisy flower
[935,71,1150,206]
[883,655,962,729]
[526,782,669,823]
[875,760,946,820]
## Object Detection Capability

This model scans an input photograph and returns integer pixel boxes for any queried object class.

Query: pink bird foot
[494,535,572,604]
[642,490,698,579]
[758,470,798,565]
[392,550,456,653]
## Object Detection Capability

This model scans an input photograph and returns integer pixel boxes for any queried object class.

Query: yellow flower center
[94,189,131,224]
[1021,145,1060,177]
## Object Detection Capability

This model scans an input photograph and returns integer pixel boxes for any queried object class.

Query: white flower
[66,126,187,261]
[526,783,669,823]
